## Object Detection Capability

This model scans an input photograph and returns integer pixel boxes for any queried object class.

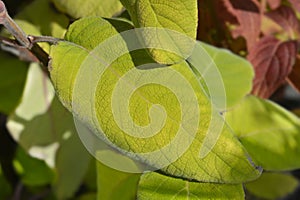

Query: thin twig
[0,1,30,48]
[28,35,62,44]
[0,36,39,62]
[0,0,54,71]
[31,43,50,70]
[12,182,23,200]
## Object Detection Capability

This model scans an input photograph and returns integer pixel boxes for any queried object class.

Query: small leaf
[138,172,245,200]
[121,0,197,37]
[96,160,140,200]
[223,0,262,50]
[245,172,299,200]
[289,0,300,13]
[288,54,300,92]
[266,0,281,10]
[52,0,124,18]
[266,6,300,40]
[226,96,300,171]
[120,0,198,64]
[248,36,297,98]
[261,14,284,37]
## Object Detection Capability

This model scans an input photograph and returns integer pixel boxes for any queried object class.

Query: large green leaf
[226,96,300,170]
[49,16,261,183]
[6,64,91,199]
[96,160,140,200]
[120,0,198,64]
[0,52,28,114]
[138,172,245,199]
[190,42,254,108]
[52,0,124,18]
[245,172,299,200]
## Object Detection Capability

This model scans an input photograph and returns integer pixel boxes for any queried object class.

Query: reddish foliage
[289,0,300,12]
[198,0,300,99]
[266,0,281,9]
[197,0,238,47]
[266,6,300,39]
[197,0,221,45]
[288,55,300,92]
[248,36,297,98]
[222,0,262,50]
[216,0,238,24]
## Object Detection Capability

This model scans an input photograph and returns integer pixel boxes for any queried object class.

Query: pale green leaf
[16,0,69,38]
[138,172,245,200]
[245,172,299,200]
[226,96,300,170]
[6,64,91,199]
[14,147,54,186]
[52,0,124,18]
[49,16,261,183]
[7,63,58,150]
[190,42,254,108]
[0,52,28,114]
[55,133,91,199]
[96,160,140,200]
[120,0,198,64]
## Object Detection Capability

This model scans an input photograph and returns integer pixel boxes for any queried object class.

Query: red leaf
[288,54,300,92]
[266,0,281,9]
[248,36,297,98]
[216,0,238,24]
[289,0,300,13]
[223,0,262,50]
[266,6,300,39]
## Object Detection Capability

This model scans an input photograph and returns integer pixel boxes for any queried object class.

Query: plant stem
[31,43,50,70]
[0,1,51,73]
[28,35,62,44]
[0,1,30,48]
